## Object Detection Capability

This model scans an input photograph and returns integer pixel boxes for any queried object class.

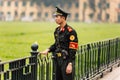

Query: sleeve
[48,29,57,52]
[49,43,56,52]
[68,30,78,62]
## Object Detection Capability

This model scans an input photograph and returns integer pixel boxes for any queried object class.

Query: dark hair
[61,15,67,20]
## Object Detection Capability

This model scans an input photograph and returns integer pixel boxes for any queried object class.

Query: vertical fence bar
[101,42,104,69]
[91,43,94,77]
[92,43,96,76]
[50,56,53,80]
[97,42,101,75]
[118,38,120,66]
[38,56,42,80]
[115,38,118,63]
[107,40,110,68]
[75,47,79,80]
[116,38,118,61]
[52,57,56,80]
[46,57,49,80]
[80,46,84,79]
[87,44,90,79]
[78,46,81,80]
[4,71,9,80]
[46,56,52,80]
[89,44,92,77]
[103,41,107,70]
[94,43,97,75]
[84,45,87,79]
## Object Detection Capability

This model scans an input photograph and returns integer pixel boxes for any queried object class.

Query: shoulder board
[67,26,73,32]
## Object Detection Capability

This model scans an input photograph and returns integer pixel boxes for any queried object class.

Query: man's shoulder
[66,25,75,32]
[55,26,60,30]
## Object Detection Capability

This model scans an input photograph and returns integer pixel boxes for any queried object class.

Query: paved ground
[98,67,120,80]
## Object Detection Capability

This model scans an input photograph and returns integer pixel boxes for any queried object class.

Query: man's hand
[39,48,50,55]
[66,62,72,74]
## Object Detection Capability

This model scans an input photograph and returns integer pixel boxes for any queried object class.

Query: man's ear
[61,16,66,20]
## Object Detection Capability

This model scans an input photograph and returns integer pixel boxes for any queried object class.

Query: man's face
[54,15,65,25]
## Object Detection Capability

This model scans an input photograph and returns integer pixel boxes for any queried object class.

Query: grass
[0,21,120,61]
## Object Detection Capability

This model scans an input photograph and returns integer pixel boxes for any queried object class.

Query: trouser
[53,58,75,80]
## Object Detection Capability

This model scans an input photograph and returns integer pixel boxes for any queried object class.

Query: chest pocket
[59,35,65,42]
[55,29,69,43]
[59,32,69,43]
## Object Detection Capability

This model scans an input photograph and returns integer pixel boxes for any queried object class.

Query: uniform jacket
[49,24,78,62]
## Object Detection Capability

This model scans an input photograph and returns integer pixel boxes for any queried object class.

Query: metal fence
[75,37,120,80]
[0,56,38,80]
[0,37,120,80]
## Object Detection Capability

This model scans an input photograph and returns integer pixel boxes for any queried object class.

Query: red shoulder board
[67,27,72,32]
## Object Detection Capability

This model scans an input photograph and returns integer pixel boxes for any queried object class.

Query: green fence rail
[0,37,120,80]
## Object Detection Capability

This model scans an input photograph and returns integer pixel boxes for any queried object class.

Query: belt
[56,53,62,57]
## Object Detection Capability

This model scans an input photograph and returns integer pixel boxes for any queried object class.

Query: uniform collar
[60,24,67,32]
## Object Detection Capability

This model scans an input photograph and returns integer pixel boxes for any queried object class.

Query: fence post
[30,43,39,56]
[30,43,39,80]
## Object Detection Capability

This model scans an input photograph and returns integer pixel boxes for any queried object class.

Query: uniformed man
[40,6,78,80]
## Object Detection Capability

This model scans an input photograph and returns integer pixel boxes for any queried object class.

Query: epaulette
[67,26,73,32]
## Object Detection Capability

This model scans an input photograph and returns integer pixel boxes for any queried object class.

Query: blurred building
[0,0,79,21]
[0,0,120,22]
[79,0,120,23]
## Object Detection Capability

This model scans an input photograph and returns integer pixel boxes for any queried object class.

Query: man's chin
[56,22,60,25]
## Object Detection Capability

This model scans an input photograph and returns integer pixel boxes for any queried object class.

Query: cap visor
[53,12,62,16]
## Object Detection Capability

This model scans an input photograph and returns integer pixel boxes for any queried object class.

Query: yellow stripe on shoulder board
[70,35,75,41]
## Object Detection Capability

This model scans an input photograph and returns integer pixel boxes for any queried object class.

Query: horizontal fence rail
[0,37,120,80]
